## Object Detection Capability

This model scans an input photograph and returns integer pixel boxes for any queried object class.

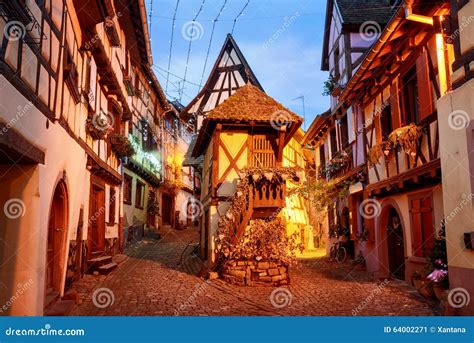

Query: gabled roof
[321,0,398,70]
[207,84,301,123]
[336,0,396,25]
[180,34,263,125]
[192,84,302,157]
[302,110,331,146]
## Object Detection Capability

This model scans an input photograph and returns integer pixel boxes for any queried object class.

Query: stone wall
[221,260,289,286]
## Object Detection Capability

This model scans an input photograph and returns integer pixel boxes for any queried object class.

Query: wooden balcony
[318,148,353,180]
[366,116,441,195]
[251,181,286,209]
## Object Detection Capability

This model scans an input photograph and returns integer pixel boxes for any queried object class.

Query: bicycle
[329,241,347,264]
[179,241,200,267]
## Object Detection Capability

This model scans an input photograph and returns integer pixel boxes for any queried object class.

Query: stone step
[87,255,113,273]
[44,291,59,309]
[44,300,76,316]
[88,255,112,264]
[98,262,118,275]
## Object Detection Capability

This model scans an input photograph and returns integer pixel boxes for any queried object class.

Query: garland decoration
[388,124,423,157]
[110,134,135,158]
[214,167,302,265]
[367,141,393,167]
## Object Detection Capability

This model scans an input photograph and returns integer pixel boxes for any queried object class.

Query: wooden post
[212,124,222,198]
[276,125,286,166]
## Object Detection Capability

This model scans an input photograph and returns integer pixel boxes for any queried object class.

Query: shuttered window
[253,135,276,167]
[410,195,435,258]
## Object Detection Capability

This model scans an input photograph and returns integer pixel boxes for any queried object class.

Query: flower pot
[417,280,436,299]
[413,279,422,290]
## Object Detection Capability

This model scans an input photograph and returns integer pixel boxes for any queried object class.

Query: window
[401,66,420,125]
[329,128,337,158]
[319,144,326,167]
[339,116,349,148]
[334,45,340,79]
[64,46,81,104]
[380,104,393,140]
[135,180,145,209]
[108,188,116,224]
[134,72,142,97]
[123,174,132,204]
[253,134,276,167]
[410,194,434,258]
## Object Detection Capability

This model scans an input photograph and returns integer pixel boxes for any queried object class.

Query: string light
[199,0,228,90]
[231,0,250,34]
[165,0,181,93]
[181,0,207,102]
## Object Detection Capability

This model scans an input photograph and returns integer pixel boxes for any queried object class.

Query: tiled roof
[206,84,302,123]
[336,0,397,24]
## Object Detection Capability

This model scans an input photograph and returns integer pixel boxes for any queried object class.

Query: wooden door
[387,208,405,279]
[45,182,68,299]
[89,182,105,254]
[162,194,173,225]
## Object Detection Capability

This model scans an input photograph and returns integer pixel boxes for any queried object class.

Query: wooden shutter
[410,195,434,257]
[410,199,424,257]
[416,49,433,120]
[390,79,401,130]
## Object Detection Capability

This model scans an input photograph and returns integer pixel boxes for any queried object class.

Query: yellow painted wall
[283,136,312,252]
[217,132,249,197]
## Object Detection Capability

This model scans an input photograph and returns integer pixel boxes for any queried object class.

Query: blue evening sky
[147,0,329,130]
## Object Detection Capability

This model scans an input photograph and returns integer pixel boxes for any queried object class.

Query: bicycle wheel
[329,245,337,261]
[336,246,347,264]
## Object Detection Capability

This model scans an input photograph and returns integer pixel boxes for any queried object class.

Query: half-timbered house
[338,0,453,281]
[0,0,167,315]
[121,60,169,247]
[306,0,455,281]
[183,35,314,262]
[190,83,303,265]
[303,0,399,257]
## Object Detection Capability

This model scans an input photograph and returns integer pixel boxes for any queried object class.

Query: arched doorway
[386,207,405,279]
[45,181,68,304]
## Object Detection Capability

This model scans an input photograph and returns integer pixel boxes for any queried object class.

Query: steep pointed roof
[180,34,263,126]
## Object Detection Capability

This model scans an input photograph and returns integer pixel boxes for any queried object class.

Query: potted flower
[110,134,135,159]
[425,220,449,300]
[426,259,449,301]
[322,75,338,96]
[411,270,437,298]
[411,270,423,290]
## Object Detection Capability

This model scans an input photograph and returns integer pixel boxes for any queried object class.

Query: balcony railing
[318,148,353,180]
[366,118,440,190]
[251,181,286,209]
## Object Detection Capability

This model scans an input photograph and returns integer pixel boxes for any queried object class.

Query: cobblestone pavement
[69,227,438,316]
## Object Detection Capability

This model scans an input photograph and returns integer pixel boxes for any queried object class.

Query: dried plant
[215,167,302,266]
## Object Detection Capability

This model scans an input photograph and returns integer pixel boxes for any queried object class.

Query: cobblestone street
[69,227,438,316]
